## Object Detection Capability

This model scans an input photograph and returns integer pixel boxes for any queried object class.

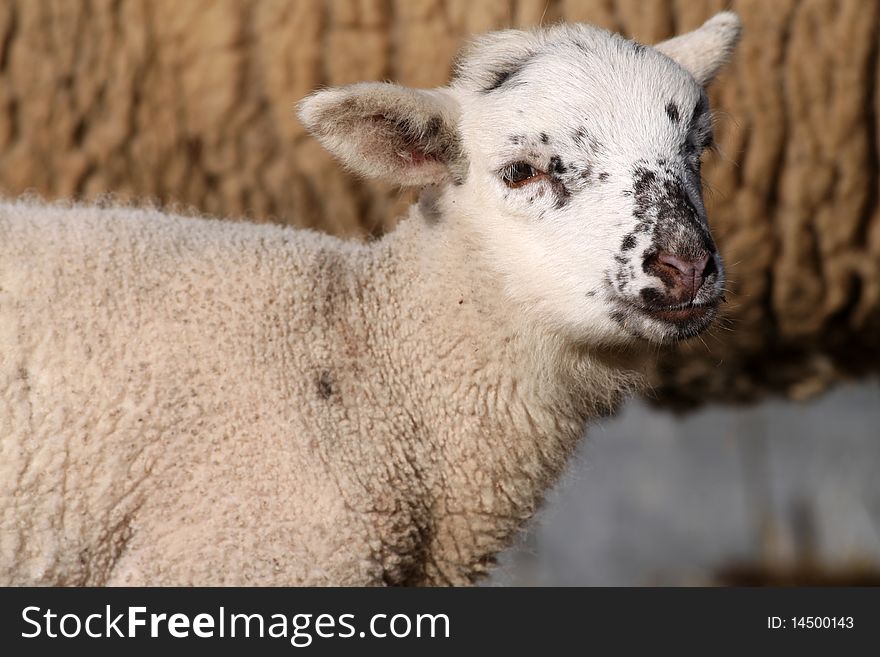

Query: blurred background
[2,0,878,584]
[489,383,880,585]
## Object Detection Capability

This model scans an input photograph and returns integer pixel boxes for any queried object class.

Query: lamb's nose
[657,251,712,298]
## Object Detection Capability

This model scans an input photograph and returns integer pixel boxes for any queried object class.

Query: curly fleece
[0,199,640,585]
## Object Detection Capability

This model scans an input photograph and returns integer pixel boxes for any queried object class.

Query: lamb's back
[0,200,375,584]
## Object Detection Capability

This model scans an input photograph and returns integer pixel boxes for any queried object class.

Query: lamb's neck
[374,204,643,584]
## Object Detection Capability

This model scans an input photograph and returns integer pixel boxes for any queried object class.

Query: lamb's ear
[297,82,464,186]
[654,12,742,86]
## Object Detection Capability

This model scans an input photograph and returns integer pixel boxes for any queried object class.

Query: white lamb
[0,13,741,585]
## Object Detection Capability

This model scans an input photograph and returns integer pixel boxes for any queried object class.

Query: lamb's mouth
[613,298,720,342]
[637,301,717,325]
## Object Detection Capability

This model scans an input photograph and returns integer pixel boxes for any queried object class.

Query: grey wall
[488,382,880,586]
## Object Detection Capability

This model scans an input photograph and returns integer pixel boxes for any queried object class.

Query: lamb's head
[299,12,742,346]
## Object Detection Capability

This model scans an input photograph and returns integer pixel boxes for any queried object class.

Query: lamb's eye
[501,162,543,188]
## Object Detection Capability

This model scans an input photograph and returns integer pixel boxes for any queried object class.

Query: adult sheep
[0,13,741,585]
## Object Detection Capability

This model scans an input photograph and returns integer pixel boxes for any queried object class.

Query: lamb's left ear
[297,82,464,186]
[654,11,742,86]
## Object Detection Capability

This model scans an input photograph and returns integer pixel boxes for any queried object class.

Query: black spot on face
[639,287,664,306]
[540,132,550,144]
[483,68,516,93]
[610,309,627,326]
[545,156,571,208]
[571,128,603,154]
[580,165,594,182]
[481,57,532,93]
[632,42,647,56]
[615,271,626,288]
[665,102,680,124]
[548,156,567,175]
[509,134,525,145]
[598,172,610,182]
[621,233,637,251]
[317,371,335,400]
[633,168,657,192]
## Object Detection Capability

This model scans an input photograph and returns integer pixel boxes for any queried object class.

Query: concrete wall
[489,382,880,585]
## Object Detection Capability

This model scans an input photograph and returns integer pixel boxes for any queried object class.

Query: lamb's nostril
[657,252,710,280]
[656,251,712,299]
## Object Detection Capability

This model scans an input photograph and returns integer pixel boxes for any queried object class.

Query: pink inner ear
[365,112,439,169]
[360,112,448,183]
[393,147,447,184]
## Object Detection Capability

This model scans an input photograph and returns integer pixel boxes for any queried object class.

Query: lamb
[0,13,741,586]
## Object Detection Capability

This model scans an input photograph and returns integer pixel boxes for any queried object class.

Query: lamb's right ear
[297,83,464,186]
[654,12,742,86]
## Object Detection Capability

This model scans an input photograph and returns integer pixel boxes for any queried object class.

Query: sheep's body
[0,199,634,585]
